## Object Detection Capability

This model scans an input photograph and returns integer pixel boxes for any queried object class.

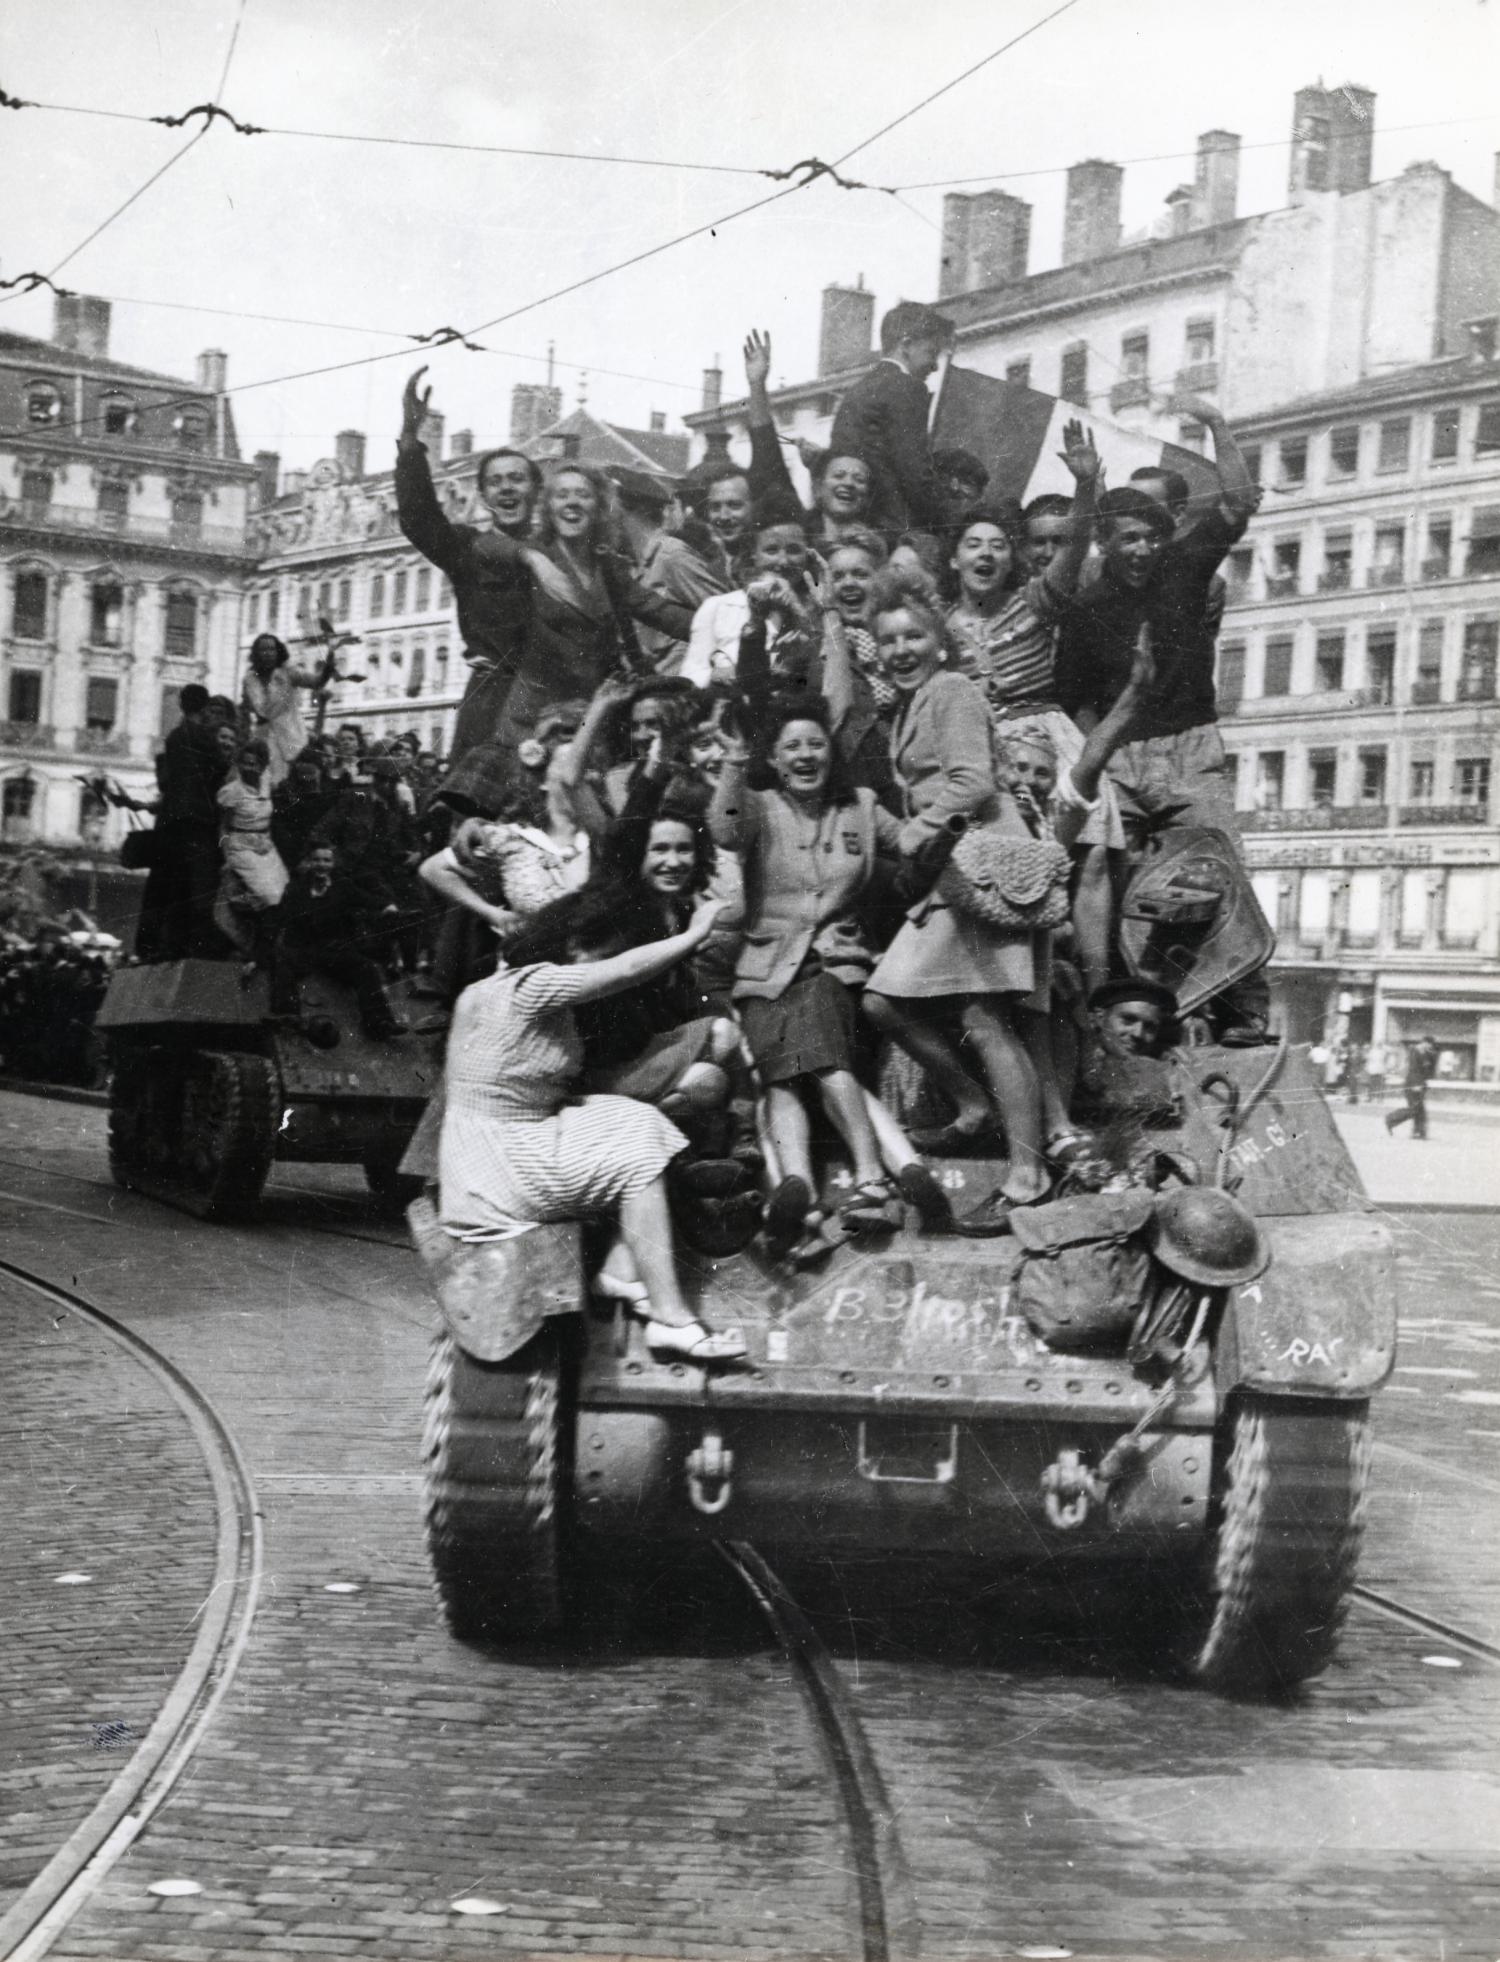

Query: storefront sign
[1245,837,1500,869]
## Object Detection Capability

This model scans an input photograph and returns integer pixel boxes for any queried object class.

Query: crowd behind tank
[89,300,1430,1346]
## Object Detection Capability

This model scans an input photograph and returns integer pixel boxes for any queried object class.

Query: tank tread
[110,1046,278,1221]
[1184,1394,1371,1694]
[421,1327,568,1643]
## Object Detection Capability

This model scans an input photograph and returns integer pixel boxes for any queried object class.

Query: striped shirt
[946,576,1060,711]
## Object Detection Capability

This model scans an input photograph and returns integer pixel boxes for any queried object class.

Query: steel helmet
[1147,1186,1270,1287]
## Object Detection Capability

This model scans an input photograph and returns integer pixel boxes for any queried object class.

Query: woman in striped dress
[438,882,745,1363]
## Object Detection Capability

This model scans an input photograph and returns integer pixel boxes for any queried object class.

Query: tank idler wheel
[422,1326,573,1644]
[362,1147,425,1221]
[178,1049,278,1220]
[1182,1394,1371,1695]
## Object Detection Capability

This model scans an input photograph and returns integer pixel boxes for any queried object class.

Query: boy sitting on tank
[271,843,408,1040]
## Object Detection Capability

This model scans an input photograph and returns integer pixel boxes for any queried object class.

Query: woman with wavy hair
[239,633,335,786]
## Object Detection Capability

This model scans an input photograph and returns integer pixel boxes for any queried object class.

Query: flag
[932,362,1220,512]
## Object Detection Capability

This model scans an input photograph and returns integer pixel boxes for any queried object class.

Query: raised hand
[1058,418,1101,485]
[685,893,723,942]
[745,572,803,622]
[743,329,772,390]
[401,366,432,443]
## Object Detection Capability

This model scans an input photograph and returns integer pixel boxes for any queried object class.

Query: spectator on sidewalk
[1385,1035,1438,1140]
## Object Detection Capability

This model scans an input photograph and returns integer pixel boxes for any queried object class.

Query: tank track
[1184,1394,1371,1694]
[110,1045,278,1221]
[422,1325,569,1643]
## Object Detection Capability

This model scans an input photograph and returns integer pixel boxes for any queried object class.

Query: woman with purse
[711,693,948,1254]
[861,566,1056,1211]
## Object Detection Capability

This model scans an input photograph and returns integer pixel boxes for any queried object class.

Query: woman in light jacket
[240,634,335,786]
[862,566,1051,1215]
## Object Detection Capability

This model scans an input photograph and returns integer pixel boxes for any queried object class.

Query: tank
[96,959,444,1218]
[418,831,1397,1697]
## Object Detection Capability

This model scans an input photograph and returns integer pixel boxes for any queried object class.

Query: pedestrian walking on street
[1385,1034,1438,1140]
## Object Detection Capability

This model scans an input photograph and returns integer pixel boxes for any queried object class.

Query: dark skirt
[588,1015,718,1103]
[739,970,857,1085]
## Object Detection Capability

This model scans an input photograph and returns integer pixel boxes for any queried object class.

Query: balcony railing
[1175,361,1219,394]
[1230,685,1387,716]
[1318,567,1352,592]
[1370,563,1406,587]
[1237,805,1390,832]
[75,730,131,757]
[0,722,55,749]
[1420,557,1450,582]
[1265,573,1300,598]
[1398,802,1490,827]
[1410,681,1443,705]
[1109,378,1151,412]
[1467,551,1500,579]
[0,501,247,553]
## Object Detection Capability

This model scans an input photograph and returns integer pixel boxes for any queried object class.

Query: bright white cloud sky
[1,0,1496,470]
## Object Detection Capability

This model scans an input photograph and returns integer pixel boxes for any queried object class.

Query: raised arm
[1169,392,1259,520]
[418,846,518,934]
[395,367,465,575]
[534,894,723,1007]
[742,329,808,522]
[1053,625,1155,848]
[1041,419,1102,601]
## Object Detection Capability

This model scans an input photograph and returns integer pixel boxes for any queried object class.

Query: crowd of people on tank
[111,294,1277,1360]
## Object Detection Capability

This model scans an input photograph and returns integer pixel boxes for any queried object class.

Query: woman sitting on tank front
[711,692,949,1257]
[438,882,745,1363]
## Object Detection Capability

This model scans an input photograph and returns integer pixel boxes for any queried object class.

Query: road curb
[0,1076,109,1108]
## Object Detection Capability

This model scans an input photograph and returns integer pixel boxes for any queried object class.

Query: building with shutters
[0,294,255,847]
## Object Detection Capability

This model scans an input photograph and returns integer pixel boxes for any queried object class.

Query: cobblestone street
[3,1090,1499,1960]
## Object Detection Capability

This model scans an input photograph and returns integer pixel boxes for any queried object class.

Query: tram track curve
[0,1258,263,1962]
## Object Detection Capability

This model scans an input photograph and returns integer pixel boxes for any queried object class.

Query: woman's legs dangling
[864,991,990,1133]
[811,1068,886,1187]
[616,1177,696,1329]
[958,996,1048,1202]
[1015,1006,1073,1141]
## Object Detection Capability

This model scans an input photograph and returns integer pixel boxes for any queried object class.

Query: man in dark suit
[828,301,954,536]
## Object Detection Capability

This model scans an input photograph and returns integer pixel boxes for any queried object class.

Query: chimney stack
[1192,130,1240,228]
[818,279,876,378]
[449,428,474,458]
[939,189,1031,298]
[195,349,228,393]
[701,361,723,414]
[334,429,366,480]
[1289,83,1375,203]
[1165,186,1194,237]
[510,381,564,443]
[1062,161,1123,264]
[418,409,445,455]
[54,293,112,358]
[283,468,308,499]
[253,450,281,508]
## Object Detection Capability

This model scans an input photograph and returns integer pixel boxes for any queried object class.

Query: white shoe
[645,1320,747,1363]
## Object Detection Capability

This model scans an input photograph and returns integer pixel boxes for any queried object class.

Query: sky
[1,0,1497,474]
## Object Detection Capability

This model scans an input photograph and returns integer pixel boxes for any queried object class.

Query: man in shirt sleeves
[827,301,954,537]
[395,366,540,761]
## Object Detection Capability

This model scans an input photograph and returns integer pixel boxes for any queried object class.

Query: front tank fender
[1215,1212,1397,1400]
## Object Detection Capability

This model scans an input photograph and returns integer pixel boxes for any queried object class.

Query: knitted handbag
[937,825,1071,929]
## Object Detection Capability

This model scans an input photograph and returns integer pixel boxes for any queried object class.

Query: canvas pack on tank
[97,957,444,1220]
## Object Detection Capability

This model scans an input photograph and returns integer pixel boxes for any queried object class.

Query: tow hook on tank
[1040,1376,1183,1530]
[686,1428,734,1516]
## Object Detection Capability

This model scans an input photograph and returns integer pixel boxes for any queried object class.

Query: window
[1408,759,1435,804]
[174,410,208,451]
[1347,870,1381,945]
[171,491,203,536]
[1424,517,1452,580]
[97,480,129,526]
[1,776,35,841]
[1268,540,1300,597]
[1328,425,1360,477]
[1251,870,1282,930]
[370,573,385,618]
[416,567,432,610]
[1366,628,1396,703]
[1372,524,1406,586]
[1398,869,1428,945]
[1314,633,1345,692]
[79,783,108,837]
[1476,402,1500,456]
[1298,871,1330,944]
[1442,870,1487,949]
[1224,546,1252,602]
[1060,344,1088,408]
[159,686,180,735]
[13,571,47,640]
[26,383,61,425]
[89,582,124,648]
[1217,641,1245,709]
[84,677,118,734]
[102,396,137,437]
[1254,751,1284,812]
[435,644,450,687]
[8,672,42,724]
[336,579,351,621]
[1308,750,1337,808]
[1431,405,1460,462]
[1005,359,1031,389]
[393,570,409,613]
[1184,318,1215,364]
[267,589,279,630]
[246,592,261,634]
[163,590,197,658]
[1468,508,1500,577]
[1262,636,1294,696]
[1459,619,1498,701]
[1121,332,1149,377]
[1413,622,1445,703]
[408,644,427,697]
[317,581,332,617]
[1320,532,1352,590]
[439,576,452,607]
[1278,437,1308,487]
[20,469,51,512]
[1357,747,1387,805]
[1456,757,1491,809]
[1239,443,1262,485]
[1377,418,1410,472]
[1176,420,1206,454]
